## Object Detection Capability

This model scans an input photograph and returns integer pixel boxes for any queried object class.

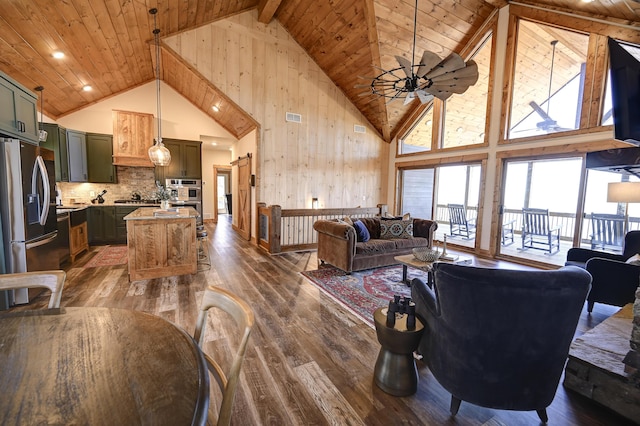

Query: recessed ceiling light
[212,105,220,112]
[52,51,65,59]
[211,142,217,146]
[82,85,92,92]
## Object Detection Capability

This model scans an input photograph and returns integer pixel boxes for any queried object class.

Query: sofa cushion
[380,219,413,239]
[393,236,429,250]
[353,220,370,242]
[358,217,381,239]
[625,253,640,265]
[355,239,397,254]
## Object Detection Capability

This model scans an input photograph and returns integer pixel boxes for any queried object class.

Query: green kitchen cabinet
[88,206,116,245]
[0,71,39,144]
[87,133,116,183]
[115,206,137,243]
[40,123,69,182]
[67,129,88,182]
[159,139,202,179]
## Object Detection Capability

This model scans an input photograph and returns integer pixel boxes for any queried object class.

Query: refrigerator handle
[33,155,50,226]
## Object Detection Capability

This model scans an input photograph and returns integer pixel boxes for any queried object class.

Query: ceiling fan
[356,0,479,105]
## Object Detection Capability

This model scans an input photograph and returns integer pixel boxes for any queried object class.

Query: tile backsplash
[56,166,160,204]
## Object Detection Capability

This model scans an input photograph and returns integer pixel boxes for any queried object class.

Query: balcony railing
[257,203,388,254]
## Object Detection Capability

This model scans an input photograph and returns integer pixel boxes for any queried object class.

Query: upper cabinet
[112,110,154,167]
[161,139,202,179]
[40,123,69,182]
[87,133,116,183]
[0,71,39,144]
[67,130,88,182]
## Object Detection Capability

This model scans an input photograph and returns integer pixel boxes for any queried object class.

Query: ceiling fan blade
[428,75,478,87]
[403,91,415,105]
[417,51,442,77]
[424,53,465,79]
[395,55,413,78]
[529,101,553,121]
[416,90,434,104]
[424,87,454,101]
[430,61,479,85]
[429,83,471,95]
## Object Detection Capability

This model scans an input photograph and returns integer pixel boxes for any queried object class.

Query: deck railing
[257,203,388,254]
[434,204,639,243]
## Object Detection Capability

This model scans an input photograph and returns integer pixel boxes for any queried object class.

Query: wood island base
[124,207,198,282]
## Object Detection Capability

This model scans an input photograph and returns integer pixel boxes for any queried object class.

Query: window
[442,34,492,148]
[398,106,434,155]
[509,21,589,139]
[500,157,582,265]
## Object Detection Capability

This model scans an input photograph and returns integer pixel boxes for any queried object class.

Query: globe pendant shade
[148,140,171,166]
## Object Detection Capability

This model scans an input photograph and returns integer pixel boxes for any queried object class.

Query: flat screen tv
[608,37,640,147]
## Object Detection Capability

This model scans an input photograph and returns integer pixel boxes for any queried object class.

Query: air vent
[354,125,366,134]
[286,112,302,123]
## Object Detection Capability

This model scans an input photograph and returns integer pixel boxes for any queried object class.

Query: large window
[442,35,492,148]
[509,21,589,139]
[398,106,434,154]
[399,164,481,248]
[500,157,582,265]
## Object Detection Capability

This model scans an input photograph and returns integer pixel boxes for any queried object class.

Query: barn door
[236,155,251,241]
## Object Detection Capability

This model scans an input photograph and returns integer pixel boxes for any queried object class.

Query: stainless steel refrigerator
[0,138,58,305]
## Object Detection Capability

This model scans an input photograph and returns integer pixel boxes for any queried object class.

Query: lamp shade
[607,182,640,203]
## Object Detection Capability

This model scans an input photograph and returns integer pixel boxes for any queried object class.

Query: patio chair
[448,204,476,239]
[521,208,560,255]
[590,213,625,252]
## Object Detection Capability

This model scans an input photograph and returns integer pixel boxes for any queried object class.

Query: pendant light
[147,8,171,166]
[34,86,47,142]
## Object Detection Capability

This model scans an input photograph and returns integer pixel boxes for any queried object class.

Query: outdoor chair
[521,208,560,255]
[448,204,476,239]
[411,263,592,423]
[193,286,254,426]
[0,271,66,309]
[590,213,625,252]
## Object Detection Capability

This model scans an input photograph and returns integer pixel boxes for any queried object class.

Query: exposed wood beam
[257,0,282,24]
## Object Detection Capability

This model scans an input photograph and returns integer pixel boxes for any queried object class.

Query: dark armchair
[565,230,640,312]
[411,263,591,423]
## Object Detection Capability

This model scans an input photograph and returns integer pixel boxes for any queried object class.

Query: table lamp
[607,181,640,234]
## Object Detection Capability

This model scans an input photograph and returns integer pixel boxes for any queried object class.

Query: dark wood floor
[17,216,636,425]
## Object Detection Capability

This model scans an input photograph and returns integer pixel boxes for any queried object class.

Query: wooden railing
[257,203,388,254]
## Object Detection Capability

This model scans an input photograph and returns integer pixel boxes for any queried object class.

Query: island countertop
[123,207,199,220]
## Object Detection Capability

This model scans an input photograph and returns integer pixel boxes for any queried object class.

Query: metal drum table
[373,306,425,396]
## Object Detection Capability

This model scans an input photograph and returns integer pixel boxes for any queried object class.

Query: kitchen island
[124,207,199,282]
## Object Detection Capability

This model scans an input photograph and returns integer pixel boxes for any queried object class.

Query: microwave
[166,179,201,201]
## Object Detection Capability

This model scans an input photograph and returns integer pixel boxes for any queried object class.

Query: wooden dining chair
[0,270,66,309]
[194,286,254,426]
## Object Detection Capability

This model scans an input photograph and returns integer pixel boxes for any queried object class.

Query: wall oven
[166,179,201,202]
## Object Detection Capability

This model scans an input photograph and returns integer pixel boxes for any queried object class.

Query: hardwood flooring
[17,216,636,425]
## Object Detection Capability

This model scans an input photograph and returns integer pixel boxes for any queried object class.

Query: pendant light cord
[411,0,418,69]
[547,40,558,116]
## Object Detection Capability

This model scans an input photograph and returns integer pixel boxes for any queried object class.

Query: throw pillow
[380,219,413,239]
[353,220,371,242]
[402,212,411,220]
[343,216,354,226]
[625,253,640,266]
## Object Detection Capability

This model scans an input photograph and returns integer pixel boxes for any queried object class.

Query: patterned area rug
[83,245,128,268]
[301,265,429,327]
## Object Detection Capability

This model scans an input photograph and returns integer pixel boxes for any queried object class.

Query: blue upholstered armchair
[411,263,591,423]
[565,230,640,312]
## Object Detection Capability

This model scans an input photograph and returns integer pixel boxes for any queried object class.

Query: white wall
[201,148,233,220]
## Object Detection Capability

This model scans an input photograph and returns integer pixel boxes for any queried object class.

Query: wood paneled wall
[165,10,386,209]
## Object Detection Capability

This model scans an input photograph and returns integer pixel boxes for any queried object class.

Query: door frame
[212,165,232,224]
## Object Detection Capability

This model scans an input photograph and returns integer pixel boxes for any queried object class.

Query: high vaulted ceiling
[1,0,639,142]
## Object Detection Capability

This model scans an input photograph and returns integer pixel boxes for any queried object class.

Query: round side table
[373,307,425,396]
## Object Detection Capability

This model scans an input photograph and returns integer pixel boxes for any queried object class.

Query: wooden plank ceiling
[0,0,639,142]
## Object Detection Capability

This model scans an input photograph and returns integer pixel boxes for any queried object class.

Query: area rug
[83,245,128,268]
[301,265,429,327]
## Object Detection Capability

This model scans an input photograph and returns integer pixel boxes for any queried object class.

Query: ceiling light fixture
[82,85,92,91]
[147,8,171,167]
[212,105,220,112]
[356,0,479,105]
[34,86,47,142]
[52,51,64,59]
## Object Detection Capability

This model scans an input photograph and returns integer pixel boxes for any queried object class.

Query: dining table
[0,307,210,425]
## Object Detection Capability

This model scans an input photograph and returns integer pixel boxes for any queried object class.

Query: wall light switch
[90,191,95,197]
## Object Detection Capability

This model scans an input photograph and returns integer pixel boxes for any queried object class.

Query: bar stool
[196,226,211,271]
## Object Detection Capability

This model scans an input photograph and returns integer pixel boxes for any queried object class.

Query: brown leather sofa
[313,217,437,273]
